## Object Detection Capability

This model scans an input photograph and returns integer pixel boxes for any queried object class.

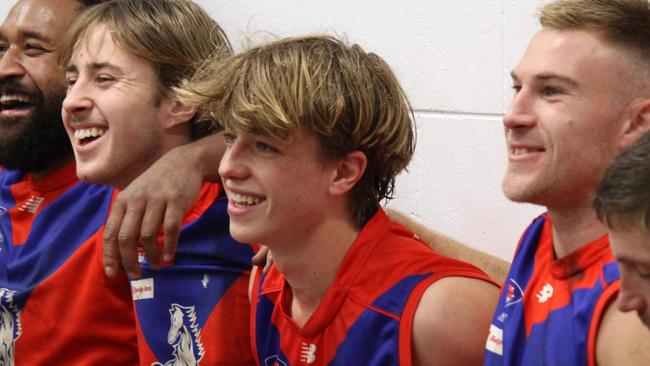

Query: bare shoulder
[412,276,499,366]
[596,303,650,365]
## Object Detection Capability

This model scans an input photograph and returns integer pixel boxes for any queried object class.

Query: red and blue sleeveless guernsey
[484,214,620,366]
[0,163,139,365]
[250,208,497,365]
[132,181,256,366]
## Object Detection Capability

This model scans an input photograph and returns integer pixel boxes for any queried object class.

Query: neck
[271,214,361,327]
[31,153,75,180]
[115,132,192,190]
[547,202,607,259]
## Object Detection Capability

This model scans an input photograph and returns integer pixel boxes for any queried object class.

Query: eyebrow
[20,30,52,43]
[0,29,53,45]
[510,70,578,87]
[64,62,120,74]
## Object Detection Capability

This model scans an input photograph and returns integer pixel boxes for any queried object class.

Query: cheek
[31,60,66,91]
[641,278,650,297]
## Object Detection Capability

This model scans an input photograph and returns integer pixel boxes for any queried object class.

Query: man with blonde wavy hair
[59,0,254,364]
[179,35,499,365]
[485,0,650,365]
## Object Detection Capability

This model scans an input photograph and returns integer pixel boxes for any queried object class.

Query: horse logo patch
[152,304,204,366]
[0,288,21,366]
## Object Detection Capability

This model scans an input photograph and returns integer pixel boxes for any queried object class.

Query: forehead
[514,28,632,86]
[609,227,650,264]
[70,26,152,71]
[0,0,79,43]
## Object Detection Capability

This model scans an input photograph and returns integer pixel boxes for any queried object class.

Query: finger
[139,200,166,268]
[118,202,147,278]
[251,246,269,267]
[263,249,273,274]
[103,200,126,277]
[162,204,184,263]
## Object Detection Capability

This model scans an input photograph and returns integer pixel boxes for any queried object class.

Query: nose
[218,137,250,183]
[503,88,536,130]
[617,271,648,314]
[0,47,26,80]
[62,78,93,121]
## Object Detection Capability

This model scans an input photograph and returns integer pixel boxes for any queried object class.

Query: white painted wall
[0,0,547,260]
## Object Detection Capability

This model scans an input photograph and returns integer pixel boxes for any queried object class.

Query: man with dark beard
[0,0,139,363]
[0,84,70,174]
[0,0,226,363]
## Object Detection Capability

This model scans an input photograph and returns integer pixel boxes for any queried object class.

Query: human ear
[164,99,197,129]
[621,98,650,148]
[329,150,367,196]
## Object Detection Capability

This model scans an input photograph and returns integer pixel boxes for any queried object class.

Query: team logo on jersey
[504,278,524,307]
[0,288,21,366]
[264,355,288,366]
[152,304,204,366]
[536,283,554,303]
[300,343,317,364]
[18,196,44,214]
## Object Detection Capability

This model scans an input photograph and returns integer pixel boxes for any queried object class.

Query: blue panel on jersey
[2,180,112,307]
[255,288,290,365]
[135,197,254,362]
[329,305,400,365]
[370,273,430,316]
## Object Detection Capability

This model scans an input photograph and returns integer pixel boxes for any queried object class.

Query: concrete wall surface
[0,0,551,260]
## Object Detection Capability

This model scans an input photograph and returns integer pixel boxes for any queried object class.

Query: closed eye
[24,43,48,56]
[255,141,279,154]
[541,86,562,97]
[96,74,116,84]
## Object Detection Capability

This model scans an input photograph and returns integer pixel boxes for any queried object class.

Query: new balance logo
[536,283,554,303]
[300,343,316,364]
[19,196,44,214]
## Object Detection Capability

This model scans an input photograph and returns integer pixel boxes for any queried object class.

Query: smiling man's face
[0,0,80,173]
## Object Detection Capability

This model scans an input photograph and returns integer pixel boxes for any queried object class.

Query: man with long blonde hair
[59,1,255,364]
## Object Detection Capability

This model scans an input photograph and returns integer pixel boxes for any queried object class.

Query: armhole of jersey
[250,266,263,366]
[398,269,498,365]
[398,274,438,366]
[587,280,620,366]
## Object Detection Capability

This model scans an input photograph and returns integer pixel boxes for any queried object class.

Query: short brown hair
[178,36,415,227]
[59,0,232,139]
[540,0,650,60]
[595,131,650,231]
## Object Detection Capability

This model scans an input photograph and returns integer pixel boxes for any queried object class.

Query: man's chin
[0,114,29,128]
[0,121,29,143]
[75,166,115,187]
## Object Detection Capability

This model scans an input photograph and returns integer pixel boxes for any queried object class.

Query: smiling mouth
[512,147,544,155]
[74,127,107,145]
[0,94,34,112]
[230,192,267,207]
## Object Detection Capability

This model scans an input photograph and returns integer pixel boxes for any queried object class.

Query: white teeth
[230,192,265,206]
[0,94,31,104]
[513,148,542,155]
[74,127,106,141]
